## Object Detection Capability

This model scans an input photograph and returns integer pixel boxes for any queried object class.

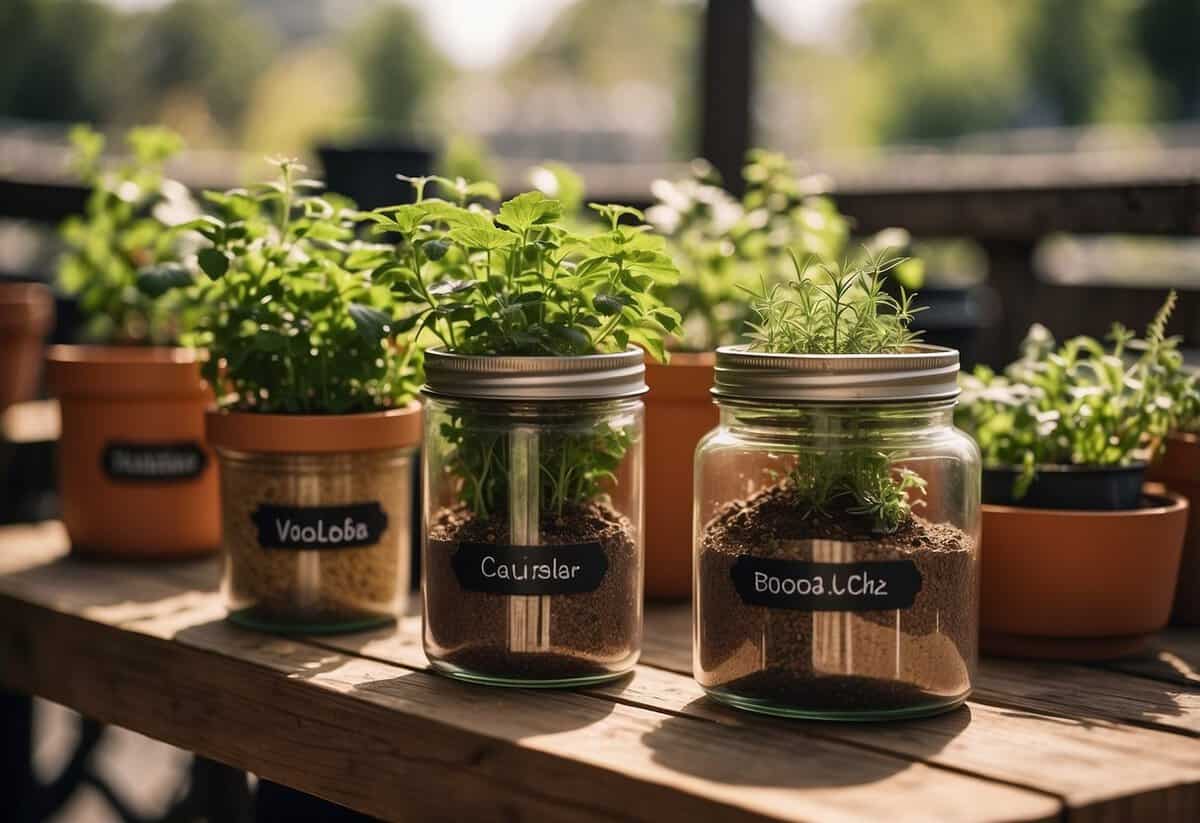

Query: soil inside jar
[698,483,976,712]
[425,498,640,681]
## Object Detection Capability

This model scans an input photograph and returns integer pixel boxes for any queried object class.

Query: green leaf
[497,191,562,232]
[447,211,513,251]
[198,248,229,280]
[135,264,193,298]
[348,303,393,341]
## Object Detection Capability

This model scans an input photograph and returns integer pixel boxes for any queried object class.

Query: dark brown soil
[697,483,977,712]
[425,499,640,681]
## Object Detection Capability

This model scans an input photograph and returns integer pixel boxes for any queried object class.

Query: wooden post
[700,0,755,195]
[978,240,1039,367]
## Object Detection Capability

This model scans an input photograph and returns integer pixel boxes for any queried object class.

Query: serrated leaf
[497,191,562,233]
[447,211,513,251]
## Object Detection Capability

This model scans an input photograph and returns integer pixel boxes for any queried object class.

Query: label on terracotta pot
[102,442,208,482]
[250,502,388,550]
[451,542,608,595]
[730,554,923,611]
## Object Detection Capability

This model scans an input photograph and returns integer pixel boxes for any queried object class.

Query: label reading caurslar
[102,442,207,482]
[730,555,922,611]
[452,542,607,595]
[250,502,388,550]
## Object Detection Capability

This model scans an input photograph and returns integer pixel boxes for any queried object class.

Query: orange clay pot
[644,352,717,600]
[980,491,1187,660]
[1147,433,1200,625]
[0,283,54,411]
[46,345,219,559]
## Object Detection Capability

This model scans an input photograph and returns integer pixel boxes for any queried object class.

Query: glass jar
[207,408,420,634]
[694,345,980,720]
[422,349,645,687]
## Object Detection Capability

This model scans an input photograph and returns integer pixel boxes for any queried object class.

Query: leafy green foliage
[788,450,927,534]
[374,176,680,518]
[367,179,681,363]
[744,244,928,533]
[438,415,633,519]
[957,292,1185,496]
[180,158,420,414]
[743,252,923,354]
[58,124,198,344]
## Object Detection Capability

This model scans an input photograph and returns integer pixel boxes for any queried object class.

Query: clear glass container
[421,350,646,687]
[694,346,980,720]
[208,409,419,634]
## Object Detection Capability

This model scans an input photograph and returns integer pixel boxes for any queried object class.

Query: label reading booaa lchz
[250,502,388,550]
[731,550,923,611]
[452,542,608,595]
[102,442,207,482]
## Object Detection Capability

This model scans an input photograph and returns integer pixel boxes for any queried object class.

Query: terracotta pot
[0,283,54,411]
[644,352,717,600]
[46,345,219,558]
[981,491,1187,660]
[207,404,422,633]
[1147,433,1200,624]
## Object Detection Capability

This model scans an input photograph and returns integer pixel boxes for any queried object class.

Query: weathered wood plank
[0,527,1058,823]
[1103,631,1200,689]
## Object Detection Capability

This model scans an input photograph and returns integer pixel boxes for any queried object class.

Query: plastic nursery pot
[1147,433,1200,625]
[0,283,54,411]
[643,352,717,600]
[980,490,1187,661]
[206,404,421,634]
[46,345,219,559]
[982,463,1146,511]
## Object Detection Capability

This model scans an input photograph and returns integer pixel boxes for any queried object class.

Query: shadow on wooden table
[641,700,972,788]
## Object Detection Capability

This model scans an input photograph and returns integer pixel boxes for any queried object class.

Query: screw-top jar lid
[423,348,647,401]
[712,344,960,403]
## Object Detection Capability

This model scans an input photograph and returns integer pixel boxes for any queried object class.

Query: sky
[104,0,856,69]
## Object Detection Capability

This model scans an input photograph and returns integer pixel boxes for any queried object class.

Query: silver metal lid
[712,344,960,403]
[422,348,647,401]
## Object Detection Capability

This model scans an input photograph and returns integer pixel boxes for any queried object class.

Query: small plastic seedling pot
[982,463,1146,511]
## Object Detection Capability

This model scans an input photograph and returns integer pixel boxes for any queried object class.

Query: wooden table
[1,523,1198,822]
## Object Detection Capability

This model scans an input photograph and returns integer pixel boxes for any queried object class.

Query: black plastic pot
[317,140,435,210]
[982,463,1147,511]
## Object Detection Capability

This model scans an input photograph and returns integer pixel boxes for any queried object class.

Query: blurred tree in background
[348,2,444,133]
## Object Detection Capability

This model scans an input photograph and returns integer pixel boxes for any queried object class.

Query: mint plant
[180,158,420,414]
[59,125,199,344]
[957,292,1182,496]
[372,178,681,518]
[745,253,928,533]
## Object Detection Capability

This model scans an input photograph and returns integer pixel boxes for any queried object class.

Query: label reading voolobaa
[250,502,389,550]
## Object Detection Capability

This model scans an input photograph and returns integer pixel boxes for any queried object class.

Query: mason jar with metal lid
[694,344,980,719]
[421,348,645,686]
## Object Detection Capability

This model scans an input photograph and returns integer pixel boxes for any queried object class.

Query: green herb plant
[368,178,681,518]
[647,149,923,352]
[180,158,420,414]
[957,292,1183,497]
[59,125,199,344]
[745,253,928,534]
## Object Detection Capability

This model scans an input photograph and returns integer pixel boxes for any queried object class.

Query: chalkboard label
[102,442,207,482]
[452,542,608,595]
[731,556,923,611]
[250,502,388,550]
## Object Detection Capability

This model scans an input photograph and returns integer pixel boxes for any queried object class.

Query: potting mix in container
[957,294,1188,658]
[693,255,980,719]
[182,158,422,632]
[377,181,680,685]
[48,126,220,558]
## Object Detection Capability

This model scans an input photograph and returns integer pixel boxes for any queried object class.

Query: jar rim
[422,347,647,401]
[712,343,960,403]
